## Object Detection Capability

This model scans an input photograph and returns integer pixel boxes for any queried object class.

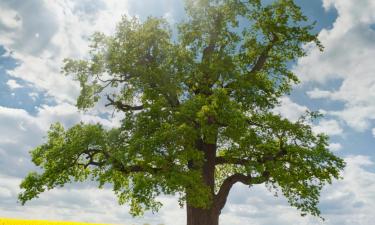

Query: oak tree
[19,1,345,225]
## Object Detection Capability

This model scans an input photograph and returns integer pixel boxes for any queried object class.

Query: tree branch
[215,149,287,166]
[77,147,162,175]
[214,172,270,213]
[249,33,279,74]
[202,13,222,63]
[193,13,223,96]
[215,156,253,166]
[95,73,134,89]
[215,139,287,167]
[76,148,106,169]
[223,33,279,91]
[116,164,162,175]
[258,140,287,164]
[105,95,144,112]
[213,144,286,169]
[213,140,286,212]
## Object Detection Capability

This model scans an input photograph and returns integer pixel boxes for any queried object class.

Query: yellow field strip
[0,218,113,225]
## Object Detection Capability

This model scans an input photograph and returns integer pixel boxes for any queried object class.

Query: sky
[0,0,375,225]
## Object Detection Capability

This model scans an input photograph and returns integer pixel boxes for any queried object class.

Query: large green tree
[19,1,345,225]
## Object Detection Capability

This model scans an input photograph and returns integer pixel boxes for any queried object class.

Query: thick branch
[258,142,287,164]
[223,34,279,91]
[214,172,270,213]
[215,142,287,166]
[77,148,162,175]
[246,119,265,127]
[249,33,279,74]
[115,164,162,175]
[202,13,222,63]
[193,13,223,96]
[215,156,252,166]
[213,140,286,212]
[76,148,106,169]
[96,73,134,89]
[98,77,129,85]
[105,95,143,112]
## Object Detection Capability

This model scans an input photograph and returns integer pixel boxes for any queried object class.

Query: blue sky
[0,0,375,225]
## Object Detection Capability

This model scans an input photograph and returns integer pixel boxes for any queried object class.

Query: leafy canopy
[19,0,344,218]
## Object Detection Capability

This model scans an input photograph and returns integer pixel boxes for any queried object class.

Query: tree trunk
[186,140,220,225]
[187,204,219,225]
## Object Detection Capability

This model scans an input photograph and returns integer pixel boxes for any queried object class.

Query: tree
[19,1,345,225]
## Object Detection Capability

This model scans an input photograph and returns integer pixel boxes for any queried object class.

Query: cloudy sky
[0,0,375,225]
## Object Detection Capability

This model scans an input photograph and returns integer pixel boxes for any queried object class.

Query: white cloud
[318,155,375,225]
[28,92,39,101]
[306,88,332,99]
[0,8,21,30]
[328,142,342,152]
[36,103,116,130]
[0,104,116,177]
[0,5,22,46]
[0,187,12,199]
[0,0,185,102]
[273,97,308,122]
[313,119,343,136]
[0,106,41,143]
[0,0,128,104]
[0,0,185,107]
[6,79,23,89]
[293,0,375,131]
[329,106,375,132]
[0,175,147,225]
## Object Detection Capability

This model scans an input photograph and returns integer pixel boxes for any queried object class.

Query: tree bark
[186,140,219,225]
[187,205,219,225]
[201,141,216,194]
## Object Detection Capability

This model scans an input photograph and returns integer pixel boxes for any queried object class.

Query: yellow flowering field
[0,218,113,225]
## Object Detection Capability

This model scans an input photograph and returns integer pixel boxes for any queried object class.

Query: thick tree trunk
[186,140,220,225]
[187,205,219,225]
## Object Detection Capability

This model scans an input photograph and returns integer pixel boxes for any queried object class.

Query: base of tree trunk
[187,205,219,225]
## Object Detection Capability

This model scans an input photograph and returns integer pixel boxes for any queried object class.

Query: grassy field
[0,218,113,225]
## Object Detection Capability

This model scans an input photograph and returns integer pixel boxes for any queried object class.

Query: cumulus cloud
[319,155,375,225]
[28,92,39,101]
[293,0,375,132]
[273,97,308,122]
[0,174,155,225]
[307,88,332,99]
[0,5,22,46]
[313,119,343,136]
[6,79,22,89]
[0,103,117,178]
[0,0,185,105]
[328,142,342,152]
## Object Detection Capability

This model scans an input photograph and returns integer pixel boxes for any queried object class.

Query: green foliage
[19,0,344,219]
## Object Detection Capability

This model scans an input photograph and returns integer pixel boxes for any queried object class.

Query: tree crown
[19,0,344,219]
